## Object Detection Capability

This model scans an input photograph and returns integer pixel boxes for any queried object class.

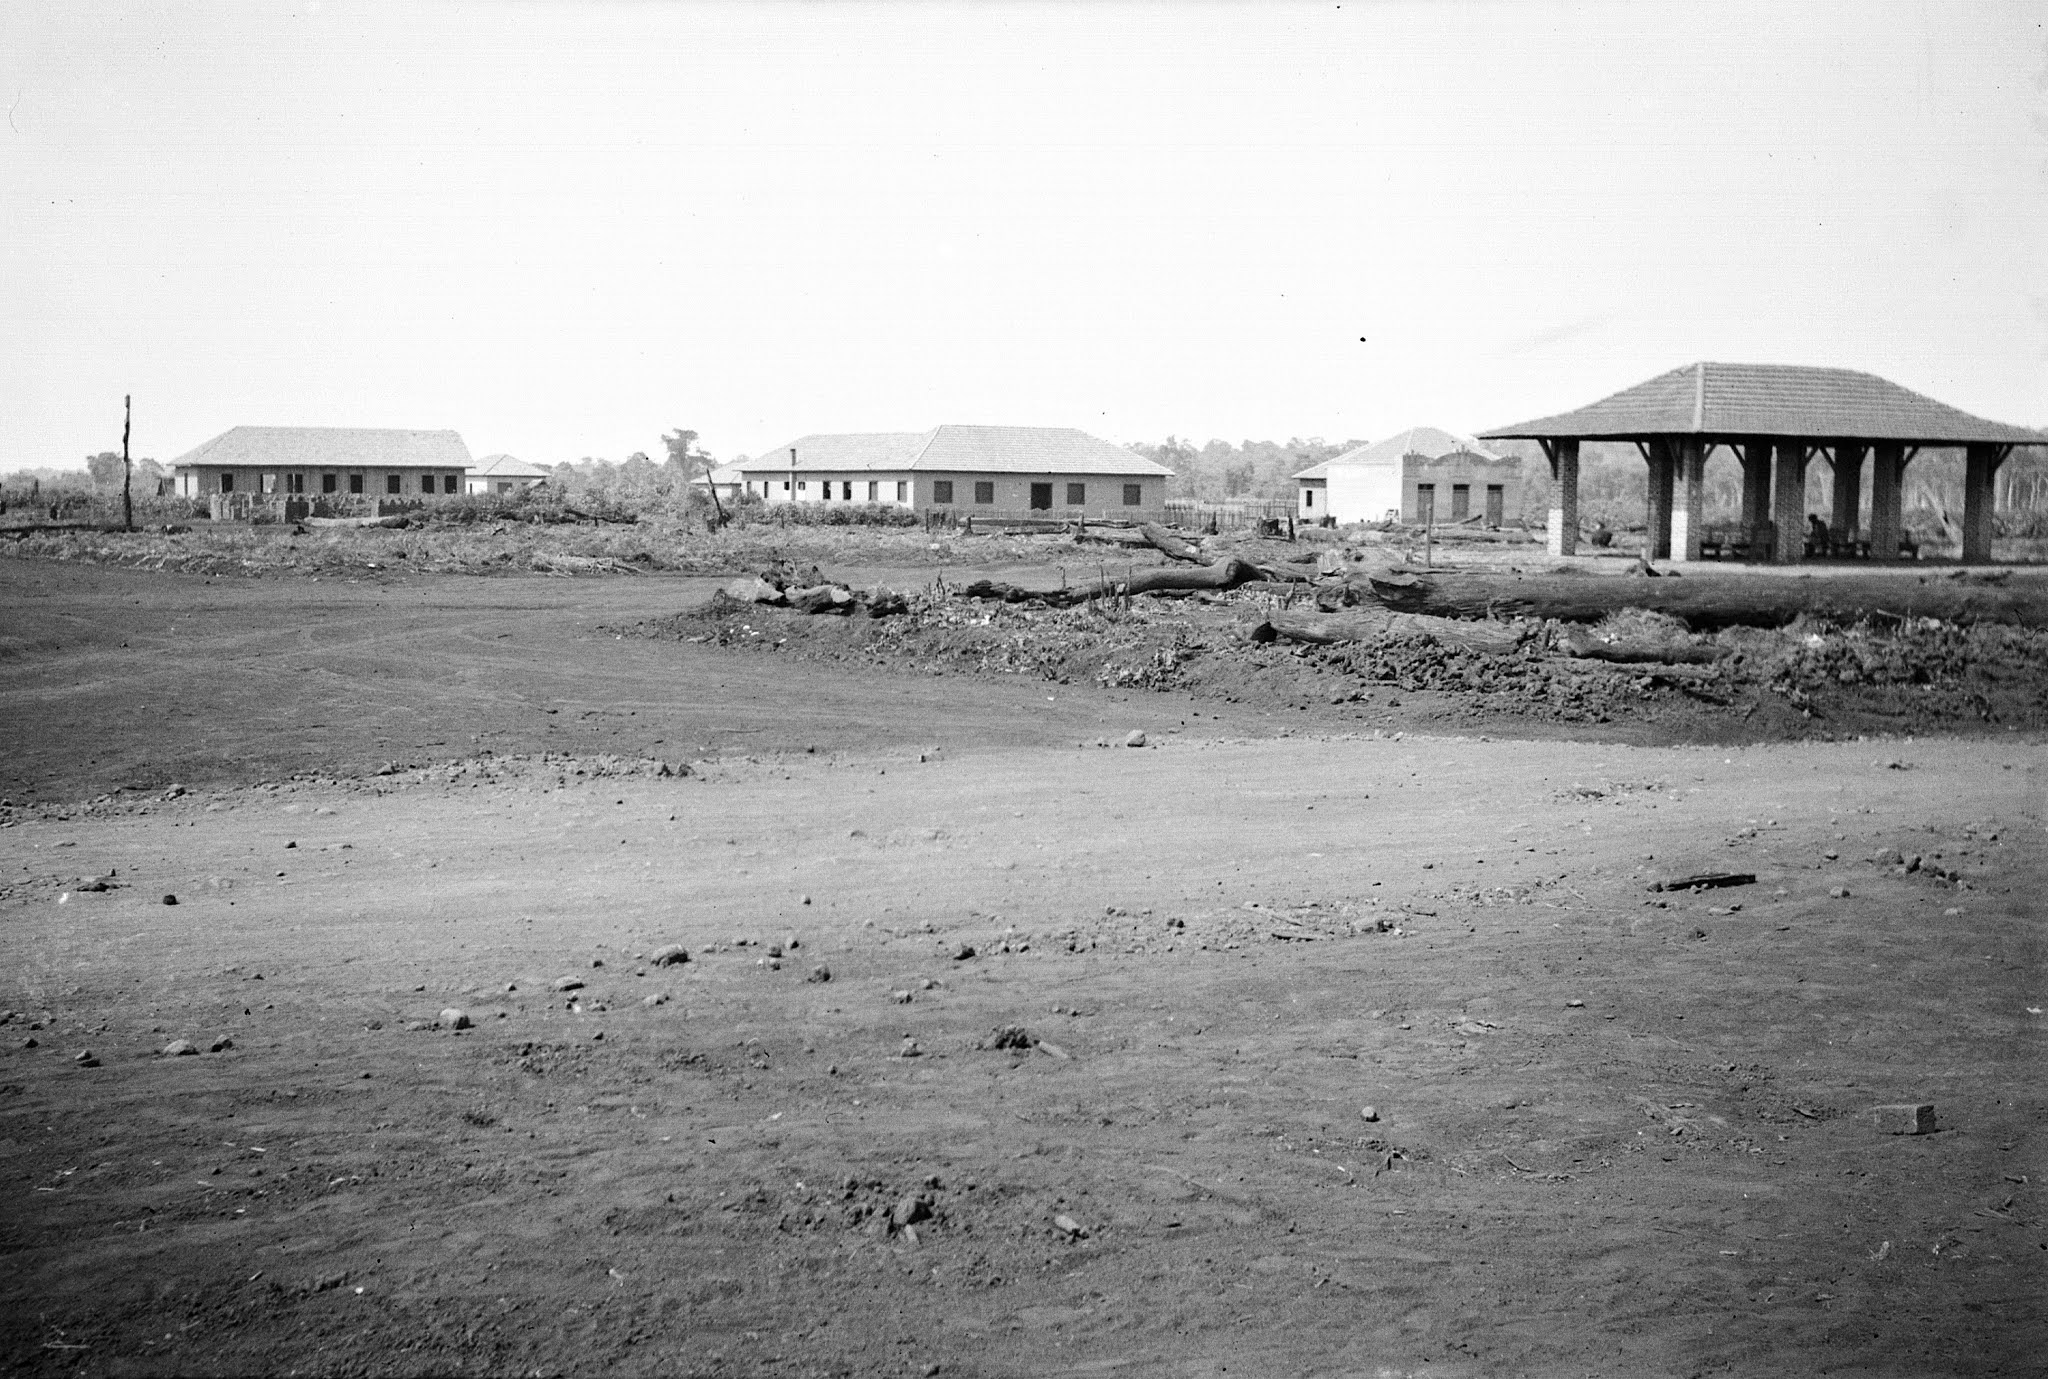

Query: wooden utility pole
[121,394,134,532]
[700,456,726,529]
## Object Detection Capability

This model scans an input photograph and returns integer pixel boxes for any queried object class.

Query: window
[867,480,878,501]
[349,473,364,494]
[841,481,853,501]
[973,481,994,504]
[219,472,234,493]
[322,473,338,494]
[932,481,954,504]
[782,480,791,492]
[286,473,306,495]
[1304,488,1315,508]
[895,481,907,501]
[387,474,402,495]
[1029,482,1052,510]
[1123,484,1142,506]
[261,473,277,494]
[498,482,513,494]
[797,480,807,492]
[444,475,459,494]
[1066,483,1086,506]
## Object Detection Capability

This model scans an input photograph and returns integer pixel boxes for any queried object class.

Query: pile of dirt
[639,588,2048,739]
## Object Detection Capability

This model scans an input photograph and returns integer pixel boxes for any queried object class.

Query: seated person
[1806,513,1830,553]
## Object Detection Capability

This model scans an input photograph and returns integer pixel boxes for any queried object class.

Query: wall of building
[178,465,465,500]
[744,472,915,506]
[1324,463,1404,524]
[740,470,1166,519]
[464,475,544,495]
[1401,454,1527,526]
[1296,478,1328,520]
[913,471,1164,520]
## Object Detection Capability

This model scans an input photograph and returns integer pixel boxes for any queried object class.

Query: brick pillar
[1547,439,1579,558]
[1868,443,1906,561]
[1644,440,1675,561]
[1962,443,2005,564]
[1739,438,1773,552]
[1669,437,1705,563]
[1771,441,1808,563]
[1830,442,1865,545]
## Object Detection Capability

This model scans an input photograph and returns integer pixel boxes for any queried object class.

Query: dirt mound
[638,590,2048,741]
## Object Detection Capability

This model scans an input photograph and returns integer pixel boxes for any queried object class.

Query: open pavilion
[1479,363,2043,565]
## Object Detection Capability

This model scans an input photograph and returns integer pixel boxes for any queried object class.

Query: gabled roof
[1290,427,1502,481]
[472,453,550,480]
[172,426,472,470]
[738,425,1173,477]
[697,462,746,485]
[1479,363,2045,445]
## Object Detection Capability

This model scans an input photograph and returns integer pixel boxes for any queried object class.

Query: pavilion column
[1868,442,1906,561]
[1961,443,2006,564]
[1644,441,1675,561]
[1830,442,1865,546]
[1739,439,1773,550]
[1669,437,1706,563]
[1546,439,1579,558]
[1771,442,1809,563]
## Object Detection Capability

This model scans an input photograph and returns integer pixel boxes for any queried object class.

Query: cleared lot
[1,558,2042,1376]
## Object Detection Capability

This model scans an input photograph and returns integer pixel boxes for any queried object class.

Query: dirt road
[1,560,2043,1376]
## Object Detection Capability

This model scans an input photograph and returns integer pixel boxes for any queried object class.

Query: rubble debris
[980,1025,1038,1051]
[649,944,690,967]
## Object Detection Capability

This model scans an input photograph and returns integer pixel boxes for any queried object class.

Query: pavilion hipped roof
[1479,363,2044,447]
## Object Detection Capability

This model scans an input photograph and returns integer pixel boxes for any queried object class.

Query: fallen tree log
[1359,570,2048,630]
[960,556,1260,605]
[1250,609,1522,653]
[1555,626,1727,665]
[306,514,410,529]
[1138,522,1207,563]
[532,553,642,576]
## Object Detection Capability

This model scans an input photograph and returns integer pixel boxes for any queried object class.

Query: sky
[3,0,2043,472]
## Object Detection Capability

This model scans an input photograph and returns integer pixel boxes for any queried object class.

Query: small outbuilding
[1293,427,1520,526]
[466,454,551,495]
[737,425,1173,521]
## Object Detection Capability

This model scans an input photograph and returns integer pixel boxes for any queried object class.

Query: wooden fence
[1162,499,1296,533]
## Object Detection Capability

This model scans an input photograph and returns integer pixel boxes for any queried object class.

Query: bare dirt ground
[2,555,2044,1377]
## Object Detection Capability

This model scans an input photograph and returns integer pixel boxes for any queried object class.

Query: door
[1029,483,1052,511]
[1414,483,1434,526]
[1485,485,1504,527]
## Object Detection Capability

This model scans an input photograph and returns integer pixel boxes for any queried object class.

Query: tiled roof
[739,426,1174,478]
[1480,363,2045,445]
[1291,426,1502,480]
[171,426,472,470]
[739,433,928,473]
[472,453,550,480]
